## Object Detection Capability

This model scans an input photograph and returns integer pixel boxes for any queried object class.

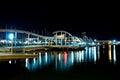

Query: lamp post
[9,33,14,53]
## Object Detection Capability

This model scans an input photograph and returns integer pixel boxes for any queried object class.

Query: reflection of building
[25,48,99,71]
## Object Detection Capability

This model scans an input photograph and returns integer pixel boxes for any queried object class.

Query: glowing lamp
[113,40,116,42]
[9,33,14,40]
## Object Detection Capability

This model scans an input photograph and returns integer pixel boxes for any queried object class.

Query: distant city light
[94,39,97,41]
[9,33,14,40]
[9,60,12,64]
[113,40,116,42]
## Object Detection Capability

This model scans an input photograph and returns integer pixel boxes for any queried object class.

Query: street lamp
[9,33,14,53]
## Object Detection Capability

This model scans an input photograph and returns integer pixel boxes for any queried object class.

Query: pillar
[61,32,62,46]
[65,33,66,46]
[45,38,47,46]
[37,36,39,44]
[56,33,57,46]
[14,32,17,46]
[28,33,30,45]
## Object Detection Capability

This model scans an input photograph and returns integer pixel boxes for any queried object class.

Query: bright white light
[94,39,97,41]
[45,52,47,62]
[93,47,97,62]
[9,60,12,64]
[33,58,36,64]
[25,58,28,67]
[71,51,74,64]
[39,53,42,65]
[113,40,116,42]
[113,45,116,64]
[9,33,14,40]
[58,53,61,61]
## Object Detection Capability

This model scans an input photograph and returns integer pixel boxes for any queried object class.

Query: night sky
[0,1,119,40]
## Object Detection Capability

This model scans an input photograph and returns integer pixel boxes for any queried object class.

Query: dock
[0,45,85,52]
[0,52,38,59]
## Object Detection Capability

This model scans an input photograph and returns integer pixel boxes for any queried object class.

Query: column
[45,38,47,46]
[51,38,52,46]
[65,33,66,46]
[37,36,39,44]
[61,32,62,46]
[14,32,17,46]
[56,33,57,46]
[28,33,30,45]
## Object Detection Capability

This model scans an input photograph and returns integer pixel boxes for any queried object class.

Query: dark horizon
[0,2,119,40]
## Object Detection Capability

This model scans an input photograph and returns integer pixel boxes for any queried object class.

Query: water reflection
[97,46,100,60]
[0,45,120,80]
[113,45,116,64]
[25,46,99,71]
[9,60,12,64]
[108,45,117,64]
[24,45,118,71]
[108,45,112,63]
[0,45,118,72]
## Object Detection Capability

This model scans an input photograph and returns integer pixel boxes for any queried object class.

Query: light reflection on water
[0,45,118,73]
[108,45,117,64]
[108,45,112,63]
[113,45,116,64]
[25,46,105,71]
[24,45,118,71]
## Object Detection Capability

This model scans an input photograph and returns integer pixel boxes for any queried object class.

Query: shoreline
[0,53,38,59]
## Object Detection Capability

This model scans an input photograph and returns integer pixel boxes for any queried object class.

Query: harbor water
[0,45,120,80]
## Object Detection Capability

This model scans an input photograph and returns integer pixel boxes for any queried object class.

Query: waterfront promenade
[0,29,94,52]
[1,29,119,53]
[0,52,38,59]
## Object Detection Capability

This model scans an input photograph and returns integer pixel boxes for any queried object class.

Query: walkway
[0,52,38,59]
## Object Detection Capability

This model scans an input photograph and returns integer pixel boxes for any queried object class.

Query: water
[0,45,120,80]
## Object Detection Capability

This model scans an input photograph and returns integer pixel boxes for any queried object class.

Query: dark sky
[0,1,119,40]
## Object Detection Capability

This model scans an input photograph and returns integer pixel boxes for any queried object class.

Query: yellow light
[57,34,65,38]
[108,45,112,62]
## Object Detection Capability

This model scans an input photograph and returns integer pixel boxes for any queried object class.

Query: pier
[0,29,120,52]
[0,29,95,52]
